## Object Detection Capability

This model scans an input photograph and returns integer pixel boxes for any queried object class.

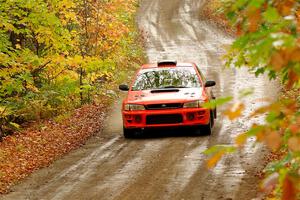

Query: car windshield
[131,67,201,91]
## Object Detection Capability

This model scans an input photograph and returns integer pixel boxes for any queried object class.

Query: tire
[0,130,3,142]
[210,110,215,128]
[201,114,212,135]
[214,107,217,119]
[123,127,137,138]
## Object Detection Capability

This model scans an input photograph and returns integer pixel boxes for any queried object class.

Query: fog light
[125,114,133,119]
[135,115,142,123]
[197,111,206,115]
[187,113,195,121]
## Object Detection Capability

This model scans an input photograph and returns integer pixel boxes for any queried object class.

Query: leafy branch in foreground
[205,0,300,199]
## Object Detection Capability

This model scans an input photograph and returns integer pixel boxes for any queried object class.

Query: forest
[0,0,143,138]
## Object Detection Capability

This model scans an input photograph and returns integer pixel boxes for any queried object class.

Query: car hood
[126,88,205,104]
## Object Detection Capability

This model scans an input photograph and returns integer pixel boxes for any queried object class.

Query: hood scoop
[150,89,180,93]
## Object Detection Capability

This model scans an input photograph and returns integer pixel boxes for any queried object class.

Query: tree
[204,0,300,199]
[0,0,143,135]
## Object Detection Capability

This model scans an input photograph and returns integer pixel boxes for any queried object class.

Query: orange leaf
[286,71,298,90]
[236,23,243,36]
[282,175,297,200]
[288,137,300,152]
[289,124,299,135]
[290,48,300,62]
[270,52,285,71]
[265,131,282,151]
[247,9,261,32]
[279,0,295,16]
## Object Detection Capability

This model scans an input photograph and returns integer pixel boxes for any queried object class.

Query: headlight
[183,100,205,108]
[124,104,145,111]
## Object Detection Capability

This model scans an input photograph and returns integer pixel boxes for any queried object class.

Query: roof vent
[157,60,177,67]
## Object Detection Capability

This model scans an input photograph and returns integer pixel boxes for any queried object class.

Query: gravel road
[2,0,279,199]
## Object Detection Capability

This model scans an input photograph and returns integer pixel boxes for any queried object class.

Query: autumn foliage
[0,0,143,137]
[203,0,300,199]
[0,0,143,194]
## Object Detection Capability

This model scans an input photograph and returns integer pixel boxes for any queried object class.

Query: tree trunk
[79,67,84,105]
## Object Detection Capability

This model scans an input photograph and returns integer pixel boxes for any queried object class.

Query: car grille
[145,103,182,110]
[146,114,183,125]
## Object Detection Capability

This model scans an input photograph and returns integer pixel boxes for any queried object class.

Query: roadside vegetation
[202,0,300,199]
[0,0,144,194]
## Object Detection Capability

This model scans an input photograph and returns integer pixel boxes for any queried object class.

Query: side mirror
[205,80,216,87]
[119,84,129,91]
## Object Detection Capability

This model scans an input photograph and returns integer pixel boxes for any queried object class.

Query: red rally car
[119,61,216,138]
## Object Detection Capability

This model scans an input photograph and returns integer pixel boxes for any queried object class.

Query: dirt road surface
[2,0,279,199]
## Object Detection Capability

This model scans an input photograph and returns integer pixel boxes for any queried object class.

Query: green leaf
[245,125,265,137]
[255,67,266,77]
[203,145,236,155]
[227,11,236,20]
[233,0,248,9]
[266,111,282,123]
[263,7,280,23]
[203,96,233,109]
[9,122,20,130]
[249,0,265,8]
[239,88,254,99]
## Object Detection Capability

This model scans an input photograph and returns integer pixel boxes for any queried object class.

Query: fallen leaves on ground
[200,0,235,35]
[0,102,108,194]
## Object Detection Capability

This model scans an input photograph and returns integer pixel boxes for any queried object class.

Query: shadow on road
[128,121,222,139]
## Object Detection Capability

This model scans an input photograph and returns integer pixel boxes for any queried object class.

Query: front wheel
[0,129,3,142]
[201,114,212,135]
[123,127,137,138]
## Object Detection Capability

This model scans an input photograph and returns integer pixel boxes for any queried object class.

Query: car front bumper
[122,108,210,129]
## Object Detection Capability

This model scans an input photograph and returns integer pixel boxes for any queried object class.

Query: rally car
[119,61,216,138]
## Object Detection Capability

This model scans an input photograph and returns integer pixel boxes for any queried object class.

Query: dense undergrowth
[202,0,300,199]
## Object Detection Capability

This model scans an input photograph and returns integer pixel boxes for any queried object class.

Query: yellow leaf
[223,102,245,120]
[15,44,21,49]
[235,133,247,147]
[256,131,265,142]
[249,105,272,118]
[207,151,225,169]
